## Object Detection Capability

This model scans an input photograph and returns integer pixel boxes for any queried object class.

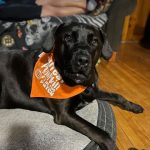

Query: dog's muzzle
[64,49,92,85]
[73,50,91,73]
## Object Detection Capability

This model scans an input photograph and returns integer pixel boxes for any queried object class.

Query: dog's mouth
[63,70,89,85]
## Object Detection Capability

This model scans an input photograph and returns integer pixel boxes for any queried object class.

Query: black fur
[0,23,143,150]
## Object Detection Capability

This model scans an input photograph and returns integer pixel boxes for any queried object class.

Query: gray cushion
[0,101,116,150]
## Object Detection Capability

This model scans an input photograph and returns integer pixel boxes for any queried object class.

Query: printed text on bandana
[35,56,64,96]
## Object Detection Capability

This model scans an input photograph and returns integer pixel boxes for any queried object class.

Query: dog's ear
[99,29,113,60]
[42,31,55,53]
[42,24,65,53]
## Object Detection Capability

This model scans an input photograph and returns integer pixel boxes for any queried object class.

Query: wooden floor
[97,43,150,150]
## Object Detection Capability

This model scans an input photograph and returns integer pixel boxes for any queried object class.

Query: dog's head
[42,22,112,86]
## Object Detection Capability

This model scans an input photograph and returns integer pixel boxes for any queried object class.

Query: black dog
[0,22,143,150]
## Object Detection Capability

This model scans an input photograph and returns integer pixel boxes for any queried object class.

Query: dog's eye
[91,38,98,46]
[64,33,72,41]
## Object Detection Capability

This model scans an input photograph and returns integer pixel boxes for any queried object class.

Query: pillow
[0,13,107,50]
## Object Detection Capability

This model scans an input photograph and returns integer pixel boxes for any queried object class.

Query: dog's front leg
[53,108,118,150]
[96,90,144,113]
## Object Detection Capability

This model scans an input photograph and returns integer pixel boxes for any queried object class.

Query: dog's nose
[77,55,89,67]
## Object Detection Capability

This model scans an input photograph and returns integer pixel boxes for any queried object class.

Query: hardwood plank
[97,43,150,149]
[116,123,134,150]
[114,109,149,149]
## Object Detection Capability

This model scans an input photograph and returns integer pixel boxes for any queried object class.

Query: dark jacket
[0,0,42,20]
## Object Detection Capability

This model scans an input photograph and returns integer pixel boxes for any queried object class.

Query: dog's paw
[125,102,144,114]
[131,103,144,113]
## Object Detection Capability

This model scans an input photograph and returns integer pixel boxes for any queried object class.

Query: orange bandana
[30,52,87,99]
